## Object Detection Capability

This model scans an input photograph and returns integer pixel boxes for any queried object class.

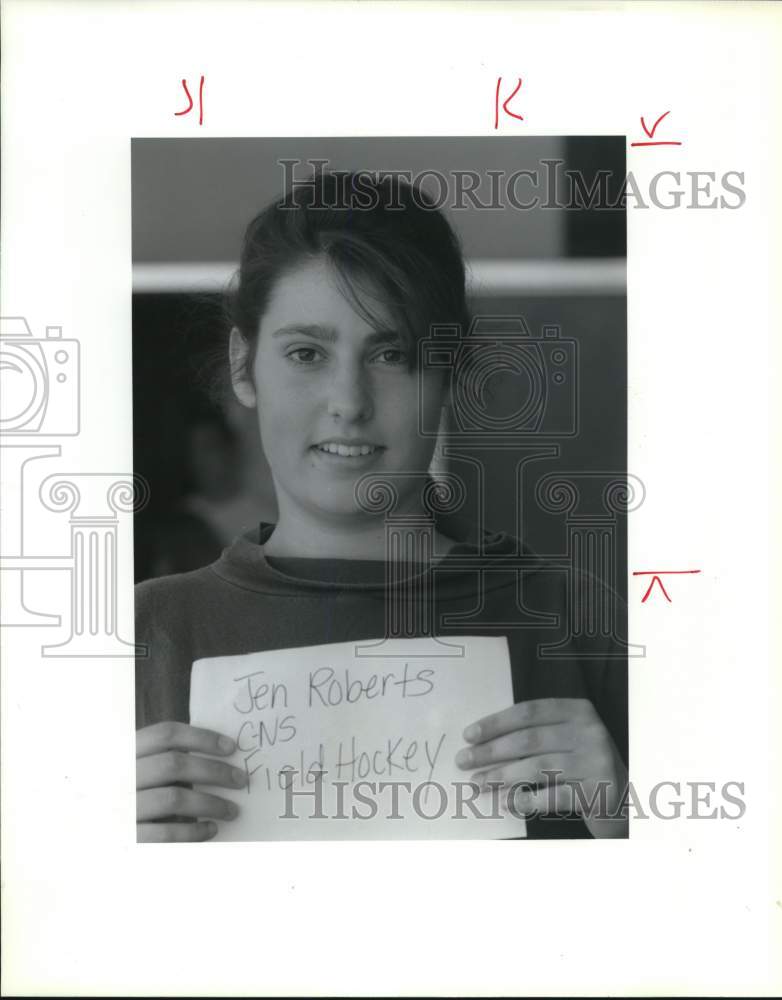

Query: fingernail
[463,723,481,743]
[224,802,239,819]
[218,736,235,753]
[455,747,474,767]
[204,820,217,836]
[510,789,532,812]
[233,768,247,786]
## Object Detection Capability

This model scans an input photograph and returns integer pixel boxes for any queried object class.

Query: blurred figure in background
[137,401,277,580]
[182,407,263,547]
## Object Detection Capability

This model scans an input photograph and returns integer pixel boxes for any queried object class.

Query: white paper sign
[189,635,526,840]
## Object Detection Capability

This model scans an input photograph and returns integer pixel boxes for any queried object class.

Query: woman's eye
[286,347,323,365]
[373,348,408,366]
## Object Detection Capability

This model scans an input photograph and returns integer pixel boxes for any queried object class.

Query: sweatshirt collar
[208,512,541,597]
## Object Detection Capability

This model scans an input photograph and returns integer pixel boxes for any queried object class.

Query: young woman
[135,170,628,841]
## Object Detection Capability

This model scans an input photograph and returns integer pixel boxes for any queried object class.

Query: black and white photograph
[132,138,630,841]
[2,1,779,995]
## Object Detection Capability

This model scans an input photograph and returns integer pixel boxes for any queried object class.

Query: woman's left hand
[455,697,628,839]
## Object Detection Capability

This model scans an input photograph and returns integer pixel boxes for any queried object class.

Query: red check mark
[630,110,682,147]
[641,110,670,138]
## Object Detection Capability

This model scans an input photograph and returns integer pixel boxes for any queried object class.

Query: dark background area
[132,137,626,583]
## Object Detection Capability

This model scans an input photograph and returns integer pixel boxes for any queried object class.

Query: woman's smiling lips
[309,439,385,465]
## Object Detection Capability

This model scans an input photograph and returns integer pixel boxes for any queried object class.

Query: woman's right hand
[136,721,248,842]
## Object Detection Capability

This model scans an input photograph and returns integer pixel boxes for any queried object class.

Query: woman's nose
[326,365,373,423]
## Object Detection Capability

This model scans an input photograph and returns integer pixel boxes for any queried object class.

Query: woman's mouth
[314,442,381,458]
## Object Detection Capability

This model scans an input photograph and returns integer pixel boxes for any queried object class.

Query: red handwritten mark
[633,569,701,603]
[494,77,524,129]
[630,110,682,147]
[175,76,204,125]
[175,79,193,116]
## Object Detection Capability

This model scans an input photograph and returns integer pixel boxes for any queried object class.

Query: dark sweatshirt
[135,516,628,839]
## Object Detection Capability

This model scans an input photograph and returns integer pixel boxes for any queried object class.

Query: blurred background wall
[132,137,626,582]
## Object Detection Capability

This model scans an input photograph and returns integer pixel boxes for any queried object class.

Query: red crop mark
[175,79,193,116]
[633,569,701,603]
[175,76,204,125]
[630,110,682,147]
[494,77,524,129]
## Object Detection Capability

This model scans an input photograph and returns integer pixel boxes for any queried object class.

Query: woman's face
[231,256,448,523]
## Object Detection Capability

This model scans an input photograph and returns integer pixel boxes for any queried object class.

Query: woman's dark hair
[202,168,471,403]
